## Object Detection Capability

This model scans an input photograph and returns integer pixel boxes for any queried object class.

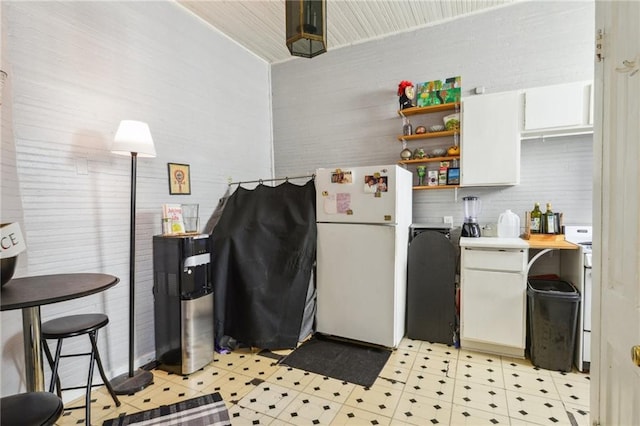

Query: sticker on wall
[331,169,353,184]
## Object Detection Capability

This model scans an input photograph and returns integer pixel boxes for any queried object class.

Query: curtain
[211,179,316,349]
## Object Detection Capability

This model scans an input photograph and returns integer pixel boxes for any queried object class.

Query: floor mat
[101,392,230,426]
[279,334,391,387]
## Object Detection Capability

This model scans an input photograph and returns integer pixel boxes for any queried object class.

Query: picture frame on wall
[168,163,191,195]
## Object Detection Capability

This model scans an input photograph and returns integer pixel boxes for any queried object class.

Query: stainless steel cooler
[153,234,213,375]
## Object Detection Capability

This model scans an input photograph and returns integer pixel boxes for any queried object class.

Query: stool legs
[42,338,63,397]
[43,328,120,425]
[88,330,121,406]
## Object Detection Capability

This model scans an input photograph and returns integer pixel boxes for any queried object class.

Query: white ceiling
[177,0,518,64]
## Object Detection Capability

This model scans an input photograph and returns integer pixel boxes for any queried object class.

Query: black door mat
[278,334,391,388]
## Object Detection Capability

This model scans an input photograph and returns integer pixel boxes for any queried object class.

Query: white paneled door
[593,1,640,425]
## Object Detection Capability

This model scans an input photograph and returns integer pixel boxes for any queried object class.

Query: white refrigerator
[315,165,412,348]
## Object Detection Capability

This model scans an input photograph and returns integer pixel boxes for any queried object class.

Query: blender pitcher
[461,196,482,237]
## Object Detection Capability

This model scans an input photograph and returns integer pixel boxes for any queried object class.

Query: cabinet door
[461,92,521,186]
[461,269,526,348]
[523,82,591,130]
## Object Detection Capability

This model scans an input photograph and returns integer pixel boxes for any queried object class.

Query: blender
[461,196,482,237]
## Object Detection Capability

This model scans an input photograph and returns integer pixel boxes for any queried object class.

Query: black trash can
[527,279,580,372]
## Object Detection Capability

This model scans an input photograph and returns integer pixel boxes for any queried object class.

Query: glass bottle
[530,203,542,234]
[402,117,413,136]
[544,203,556,234]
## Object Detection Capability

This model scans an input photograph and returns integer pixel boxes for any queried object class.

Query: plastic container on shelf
[497,209,520,237]
[527,279,580,372]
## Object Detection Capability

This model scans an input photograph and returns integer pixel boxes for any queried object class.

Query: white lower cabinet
[460,238,528,358]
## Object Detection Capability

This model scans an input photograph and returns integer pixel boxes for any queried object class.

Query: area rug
[279,334,391,388]
[102,392,230,426]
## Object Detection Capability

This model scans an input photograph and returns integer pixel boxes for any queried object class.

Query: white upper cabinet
[461,91,521,186]
[521,81,593,139]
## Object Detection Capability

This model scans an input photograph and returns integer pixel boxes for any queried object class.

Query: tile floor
[55,337,590,425]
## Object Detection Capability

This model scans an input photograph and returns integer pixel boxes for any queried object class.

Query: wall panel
[272,1,594,227]
[1,1,272,396]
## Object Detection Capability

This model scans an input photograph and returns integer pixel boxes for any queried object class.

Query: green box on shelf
[416,76,461,107]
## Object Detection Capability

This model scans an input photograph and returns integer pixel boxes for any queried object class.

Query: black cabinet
[406,228,456,345]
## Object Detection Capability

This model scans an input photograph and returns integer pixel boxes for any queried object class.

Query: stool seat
[42,313,120,425]
[42,313,109,338]
[1,392,64,426]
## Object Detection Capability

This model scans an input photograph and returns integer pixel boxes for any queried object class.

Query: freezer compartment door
[315,165,412,225]
[316,223,405,347]
[181,293,214,375]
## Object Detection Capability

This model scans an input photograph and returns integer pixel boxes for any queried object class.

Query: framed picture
[168,163,191,195]
[447,167,460,185]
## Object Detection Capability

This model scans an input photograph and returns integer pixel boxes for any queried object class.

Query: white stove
[564,225,592,372]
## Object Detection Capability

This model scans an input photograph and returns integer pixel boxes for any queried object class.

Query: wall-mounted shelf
[399,156,460,165]
[397,103,460,117]
[398,130,458,142]
[412,185,460,190]
[396,103,461,191]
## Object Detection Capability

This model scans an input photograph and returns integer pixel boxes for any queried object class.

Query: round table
[1,273,119,391]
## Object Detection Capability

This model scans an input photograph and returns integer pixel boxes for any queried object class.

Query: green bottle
[530,203,542,234]
[544,203,556,234]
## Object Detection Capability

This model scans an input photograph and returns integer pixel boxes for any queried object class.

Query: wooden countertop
[524,235,580,250]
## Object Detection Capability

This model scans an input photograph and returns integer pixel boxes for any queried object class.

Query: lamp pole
[110,121,155,395]
[127,151,138,378]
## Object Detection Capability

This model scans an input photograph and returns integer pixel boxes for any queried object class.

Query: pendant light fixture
[285,0,326,58]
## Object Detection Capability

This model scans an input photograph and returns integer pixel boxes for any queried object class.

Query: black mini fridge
[153,234,213,375]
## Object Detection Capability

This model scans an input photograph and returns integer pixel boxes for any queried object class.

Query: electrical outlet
[444,216,453,225]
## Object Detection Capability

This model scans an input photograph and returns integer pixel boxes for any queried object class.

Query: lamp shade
[286,0,327,58]
[111,120,156,157]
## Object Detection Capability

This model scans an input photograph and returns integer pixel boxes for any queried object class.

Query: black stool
[0,392,64,425]
[42,314,121,424]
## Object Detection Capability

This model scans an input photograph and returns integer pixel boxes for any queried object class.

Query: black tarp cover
[211,179,316,349]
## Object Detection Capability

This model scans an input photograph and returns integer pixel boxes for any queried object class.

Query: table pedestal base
[22,306,45,392]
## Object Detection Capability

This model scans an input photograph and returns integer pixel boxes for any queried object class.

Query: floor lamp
[110,120,156,394]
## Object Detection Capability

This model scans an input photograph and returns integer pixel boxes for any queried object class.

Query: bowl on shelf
[431,148,447,157]
[429,124,445,132]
